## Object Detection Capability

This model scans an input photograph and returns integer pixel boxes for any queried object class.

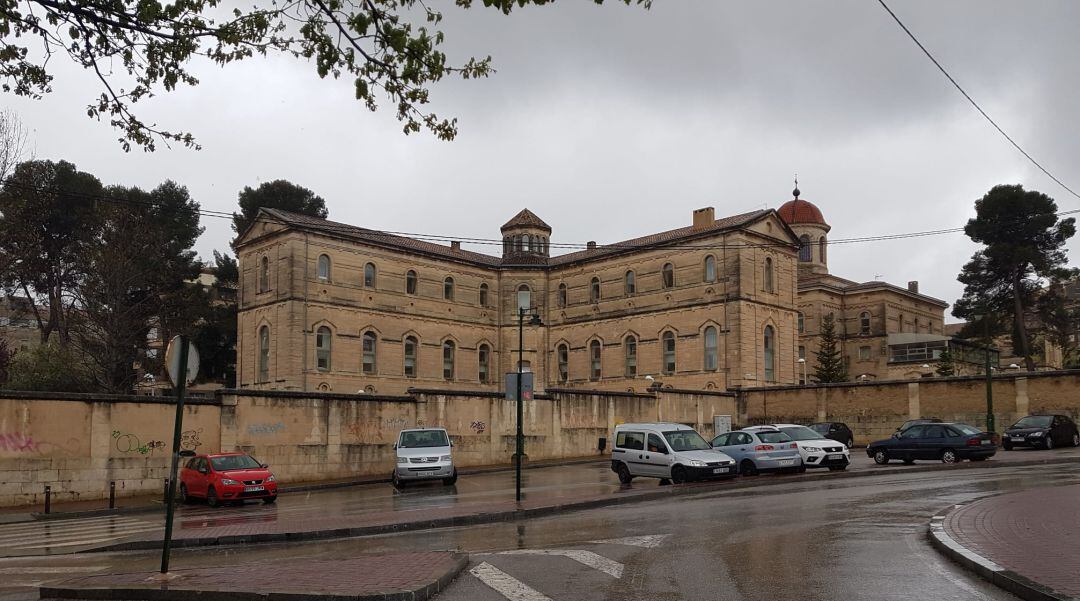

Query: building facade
[235,206,803,395]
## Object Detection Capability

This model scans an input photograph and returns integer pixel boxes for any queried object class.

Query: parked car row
[610,422,851,484]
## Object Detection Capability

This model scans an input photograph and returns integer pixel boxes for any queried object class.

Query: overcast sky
[8,1,1080,322]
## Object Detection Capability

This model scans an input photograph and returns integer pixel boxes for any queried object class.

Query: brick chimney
[587,241,597,250]
[693,207,715,230]
[908,281,919,293]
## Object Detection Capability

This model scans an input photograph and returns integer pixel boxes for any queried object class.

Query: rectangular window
[859,346,871,361]
[616,431,644,451]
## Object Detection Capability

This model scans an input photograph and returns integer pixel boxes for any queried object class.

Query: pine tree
[936,346,956,377]
[813,314,849,383]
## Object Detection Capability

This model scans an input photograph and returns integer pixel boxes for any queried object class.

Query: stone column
[907,382,920,420]
[218,393,238,452]
[1014,377,1029,422]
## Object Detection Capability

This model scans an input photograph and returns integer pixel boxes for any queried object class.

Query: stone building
[780,188,955,382]
[234,206,803,394]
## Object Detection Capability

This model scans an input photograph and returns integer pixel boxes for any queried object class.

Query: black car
[1002,414,1079,450]
[895,418,942,433]
[808,422,855,448]
[866,423,997,465]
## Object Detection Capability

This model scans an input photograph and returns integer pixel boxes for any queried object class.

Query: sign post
[160,335,198,575]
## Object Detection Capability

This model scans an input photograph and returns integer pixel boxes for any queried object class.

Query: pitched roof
[501,209,552,232]
[798,273,948,307]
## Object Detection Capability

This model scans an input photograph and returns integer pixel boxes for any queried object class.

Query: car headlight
[689,460,706,467]
[397,457,409,464]
[265,475,275,483]
[440,455,452,462]
[803,446,821,453]
[220,478,240,486]
[1030,431,1045,437]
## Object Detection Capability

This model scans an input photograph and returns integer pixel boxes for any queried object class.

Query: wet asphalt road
[3,461,1078,601]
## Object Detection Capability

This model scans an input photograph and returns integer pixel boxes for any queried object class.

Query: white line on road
[590,534,670,548]
[497,549,624,579]
[470,562,553,601]
[8,528,163,550]
[0,521,159,541]
[0,567,107,575]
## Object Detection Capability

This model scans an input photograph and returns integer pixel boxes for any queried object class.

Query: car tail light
[790,443,799,449]
[754,444,774,451]
[966,438,981,446]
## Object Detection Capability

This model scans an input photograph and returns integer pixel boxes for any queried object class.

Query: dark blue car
[866,423,997,465]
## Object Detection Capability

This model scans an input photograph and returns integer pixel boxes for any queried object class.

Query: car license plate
[1011,436,1025,442]
[982,440,993,445]
[712,467,729,474]
[827,453,843,460]
[244,485,264,492]
[779,459,795,467]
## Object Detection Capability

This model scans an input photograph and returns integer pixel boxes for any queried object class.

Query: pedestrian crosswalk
[0,515,162,555]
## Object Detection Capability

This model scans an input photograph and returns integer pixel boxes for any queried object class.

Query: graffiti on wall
[470,420,486,434]
[345,416,434,443]
[181,429,203,451]
[247,422,286,435]
[112,430,166,456]
[0,432,39,453]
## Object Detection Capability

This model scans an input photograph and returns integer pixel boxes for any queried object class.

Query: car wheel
[671,465,688,484]
[262,496,277,504]
[616,463,633,484]
[941,449,958,464]
[828,465,847,471]
[902,458,915,465]
[1072,432,1079,447]
[847,438,854,449]
[1002,440,1012,451]
[740,460,758,476]
[1044,436,1054,450]
[206,486,219,508]
[443,470,458,486]
[179,484,190,504]
[392,471,405,489]
[873,449,889,465]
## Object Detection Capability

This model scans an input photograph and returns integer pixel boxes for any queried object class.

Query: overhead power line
[876,0,1080,202]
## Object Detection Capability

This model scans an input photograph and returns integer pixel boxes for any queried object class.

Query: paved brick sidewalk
[41,552,467,601]
[943,484,1080,598]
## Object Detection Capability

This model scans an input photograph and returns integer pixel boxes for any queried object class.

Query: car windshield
[809,423,830,434]
[952,424,982,436]
[1013,416,1052,428]
[399,430,449,448]
[755,431,793,443]
[663,430,711,451]
[780,426,826,441]
[210,455,261,471]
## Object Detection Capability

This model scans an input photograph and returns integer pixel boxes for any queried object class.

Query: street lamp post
[983,318,995,434]
[797,358,807,385]
[515,306,542,503]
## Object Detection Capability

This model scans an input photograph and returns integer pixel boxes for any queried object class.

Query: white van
[611,423,737,484]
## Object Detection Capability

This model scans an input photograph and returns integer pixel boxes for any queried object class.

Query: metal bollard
[109,481,116,509]
[44,485,51,514]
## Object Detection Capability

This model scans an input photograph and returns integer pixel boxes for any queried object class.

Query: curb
[928,503,1077,601]
[39,552,469,601]
[82,454,1080,555]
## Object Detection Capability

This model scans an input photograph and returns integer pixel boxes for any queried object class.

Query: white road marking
[470,561,553,601]
[0,567,107,575]
[7,527,163,550]
[0,522,159,541]
[590,534,669,548]
[0,517,147,534]
[497,549,624,579]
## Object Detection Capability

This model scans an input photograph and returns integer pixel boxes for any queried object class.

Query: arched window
[363,262,376,288]
[914,317,920,332]
[860,311,871,335]
[624,336,637,377]
[590,340,602,380]
[798,235,812,262]
[406,270,418,295]
[625,270,636,295]
[557,343,569,383]
[797,312,805,334]
[443,277,454,301]
[764,257,774,293]
[258,325,270,382]
[516,284,531,311]
[316,326,332,371]
[403,336,418,378]
[897,313,904,333]
[704,326,718,371]
[503,237,510,254]
[523,234,531,252]
[442,340,455,379]
[590,277,601,303]
[558,283,567,308]
[479,282,489,307]
[259,256,269,293]
[704,255,716,282]
[478,344,491,383]
[317,254,331,282]
[662,331,676,375]
[662,263,674,288]
[764,325,775,382]
[362,331,377,375]
[819,236,827,263]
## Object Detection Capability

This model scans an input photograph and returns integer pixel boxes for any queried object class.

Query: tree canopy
[812,314,848,383]
[0,0,648,152]
[232,179,328,245]
[953,184,1077,371]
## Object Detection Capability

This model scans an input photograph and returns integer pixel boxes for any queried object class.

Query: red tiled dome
[777,198,827,226]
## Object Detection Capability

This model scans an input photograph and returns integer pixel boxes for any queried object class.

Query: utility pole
[984,318,995,433]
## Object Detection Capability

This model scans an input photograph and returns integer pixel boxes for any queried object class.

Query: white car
[747,424,850,471]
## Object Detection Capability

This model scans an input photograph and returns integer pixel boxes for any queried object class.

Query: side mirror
[449,441,454,447]
[891,432,900,439]
[199,468,209,475]
[392,443,397,449]
[260,463,269,469]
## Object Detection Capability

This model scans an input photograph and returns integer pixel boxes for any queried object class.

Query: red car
[179,453,278,507]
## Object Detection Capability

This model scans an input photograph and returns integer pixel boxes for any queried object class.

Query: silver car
[710,427,802,476]
[392,428,457,487]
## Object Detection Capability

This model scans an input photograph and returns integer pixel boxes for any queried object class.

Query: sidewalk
[40,552,468,601]
[930,484,1080,600]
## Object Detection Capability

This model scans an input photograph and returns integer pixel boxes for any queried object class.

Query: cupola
[501,209,552,260]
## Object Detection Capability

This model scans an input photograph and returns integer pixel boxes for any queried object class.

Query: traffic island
[39,551,468,601]
[929,484,1080,601]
